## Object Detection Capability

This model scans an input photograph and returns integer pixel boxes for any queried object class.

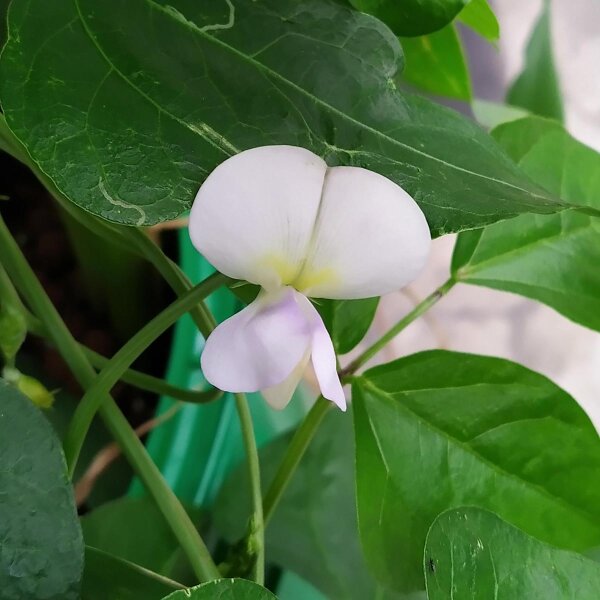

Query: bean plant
[0,1,599,599]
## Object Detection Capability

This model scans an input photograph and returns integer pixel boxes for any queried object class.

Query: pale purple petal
[261,349,310,410]
[201,288,312,393]
[295,292,347,411]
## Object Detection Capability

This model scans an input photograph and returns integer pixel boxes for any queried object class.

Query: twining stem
[63,272,229,475]
[0,215,221,582]
[31,319,220,405]
[262,396,331,525]
[0,262,216,403]
[1,119,264,583]
[342,277,457,376]
[262,278,456,526]
[234,393,264,584]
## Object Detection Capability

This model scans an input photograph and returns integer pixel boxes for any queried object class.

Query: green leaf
[353,350,600,593]
[350,0,468,37]
[215,410,401,599]
[0,378,84,599]
[0,302,26,361]
[401,24,472,101]
[507,2,563,121]
[0,0,566,236]
[82,546,184,600]
[0,0,9,50]
[471,99,529,130]
[453,117,600,331]
[457,0,499,42]
[81,496,203,581]
[161,579,277,600]
[318,297,379,354]
[425,507,600,599]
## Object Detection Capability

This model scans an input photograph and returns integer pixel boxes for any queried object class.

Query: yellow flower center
[259,253,338,295]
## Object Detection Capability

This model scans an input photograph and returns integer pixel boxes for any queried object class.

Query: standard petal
[261,349,310,410]
[296,293,347,411]
[296,166,431,299]
[201,288,312,393]
[189,146,327,291]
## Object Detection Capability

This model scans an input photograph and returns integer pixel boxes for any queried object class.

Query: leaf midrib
[78,0,556,204]
[357,377,600,531]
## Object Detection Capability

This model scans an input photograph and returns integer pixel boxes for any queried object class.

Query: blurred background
[348,0,600,430]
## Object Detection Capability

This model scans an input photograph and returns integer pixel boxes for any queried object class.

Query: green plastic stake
[130,231,322,597]
[130,231,308,505]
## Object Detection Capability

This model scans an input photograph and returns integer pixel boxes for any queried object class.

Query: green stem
[22,311,219,404]
[0,268,219,404]
[341,277,456,376]
[63,272,228,475]
[0,260,25,310]
[127,230,216,338]
[262,396,331,525]
[0,215,221,582]
[262,279,456,527]
[234,393,264,584]
[85,347,220,404]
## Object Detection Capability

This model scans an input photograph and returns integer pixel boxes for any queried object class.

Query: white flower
[189,146,431,410]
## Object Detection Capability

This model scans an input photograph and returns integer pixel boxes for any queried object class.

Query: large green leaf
[82,546,184,600]
[425,508,600,599]
[453,117,600,331]
[0,0,566,235]
[507,1,563,121]
[0,378,84,599]
[401,24,471,101]
[161,579,277,600]
[457,0,499,43]
[81,497,203,581]
[215,410,401,599]
[353,351,600,593]
[350,0,468,37]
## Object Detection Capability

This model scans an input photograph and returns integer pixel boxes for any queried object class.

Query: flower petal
[189,146,327,291]
[261,349,311,410]
[296,293,347,411]
[201,288,312,393]
[297,166,431,299]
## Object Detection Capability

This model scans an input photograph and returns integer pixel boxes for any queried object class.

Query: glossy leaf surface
[453,117,600,331]
[350,0,468,36]
[354,351,600,592]
[401,25,471,101]
[0,379,83,599]
[161,579,277,600]
[0,0,565,235]
[426,508,600,599]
